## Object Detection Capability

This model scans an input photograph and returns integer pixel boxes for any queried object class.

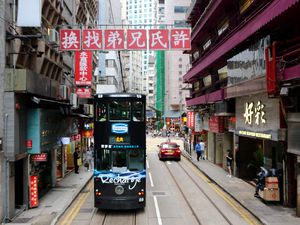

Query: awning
[31,96,72,106]
[184,0,299,82]
[162,110,181,118]
[186,89,224,107]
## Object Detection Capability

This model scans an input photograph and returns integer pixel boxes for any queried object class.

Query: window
[132,101,144,122]
[174,6,189,13]
[203,39,211,50]
[174,20,188,27]
[218,19,229,36]
[96,103,107,122]
[203,75,212,87]
[240,0,254,14]
[109,101,131,121]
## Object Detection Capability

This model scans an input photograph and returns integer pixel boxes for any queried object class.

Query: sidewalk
[183,149,300,225]
[7,167,93,225]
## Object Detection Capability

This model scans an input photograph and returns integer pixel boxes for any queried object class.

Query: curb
[182,150,267,225]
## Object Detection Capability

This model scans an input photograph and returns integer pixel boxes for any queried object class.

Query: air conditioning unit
[70,93,78,109]
[47,29,59,45]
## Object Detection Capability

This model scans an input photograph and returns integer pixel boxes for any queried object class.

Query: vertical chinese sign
[75,51,92,86]
[30,175,38,208]
[187,111,195,129]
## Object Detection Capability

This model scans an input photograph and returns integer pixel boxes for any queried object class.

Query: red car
[158,142,181,161]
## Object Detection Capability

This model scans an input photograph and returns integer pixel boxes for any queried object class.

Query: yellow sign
[238,130,271,139]
[116,137,124,143]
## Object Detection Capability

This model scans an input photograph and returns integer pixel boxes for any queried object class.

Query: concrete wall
[0,0,5,221]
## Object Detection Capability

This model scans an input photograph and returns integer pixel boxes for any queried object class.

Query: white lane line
[146,160,150,169]
[153,196,163,225]
[167,161,172,165]
[148,172,154,187]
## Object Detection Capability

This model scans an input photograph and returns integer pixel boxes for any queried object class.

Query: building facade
[184,0,300,215]
[0,0,97,221]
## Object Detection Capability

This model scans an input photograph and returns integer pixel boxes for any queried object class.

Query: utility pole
[0,0,5,221]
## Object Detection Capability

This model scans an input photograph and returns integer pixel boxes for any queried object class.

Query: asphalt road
[57,136,261,225]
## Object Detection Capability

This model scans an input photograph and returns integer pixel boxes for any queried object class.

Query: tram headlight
[138,197,144,202]
[115,185,124,195]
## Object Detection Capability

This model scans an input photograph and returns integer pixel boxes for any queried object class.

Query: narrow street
[57,137,261,225]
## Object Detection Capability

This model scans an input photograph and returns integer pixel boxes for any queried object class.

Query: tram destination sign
[60,28,191,51]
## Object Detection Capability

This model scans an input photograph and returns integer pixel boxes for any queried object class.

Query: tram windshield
[109,101,131,121]
[95,149,144,172]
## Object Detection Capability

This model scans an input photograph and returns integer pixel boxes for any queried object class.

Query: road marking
[148,172,154,187]
[153,196,163,225]
[183,158,260,225]
[60,181,93,225]
[146,160,150,169]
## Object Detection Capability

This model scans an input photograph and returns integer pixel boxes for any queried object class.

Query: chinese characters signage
[32,153,47,162]
[209,115,224,133]
[236,93,280,141]
[243,101,266,125]
[60,28,191,51]
[187,111,195,128]
[76,87,92,98]
[75,51,92,86]
[30,175,38,208]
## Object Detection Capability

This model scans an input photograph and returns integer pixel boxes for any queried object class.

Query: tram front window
[109,101,131,121]
[112,150,127,173]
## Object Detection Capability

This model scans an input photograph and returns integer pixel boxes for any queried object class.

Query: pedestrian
[195,141,201,161]
[73,147,80,174]
[226,149,233,177]
[85,147,94,171]
[199,139,205,160]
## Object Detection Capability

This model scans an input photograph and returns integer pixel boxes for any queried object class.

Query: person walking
[85,147,94,171]
[226,149,233,177]
[73,147,80,174]
[199,140,205,160]
[195,141,201,161]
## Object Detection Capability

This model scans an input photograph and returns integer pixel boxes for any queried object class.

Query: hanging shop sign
[236,93,280,141]
[60,28,191,51]
[29,175,38,208]
[26,139,33,149]
[209,115,224,133]
[187,111,195,128]
[76,87,92,98]
[32,153,47,162]
[75,51,92,86]
[71,134,81,142]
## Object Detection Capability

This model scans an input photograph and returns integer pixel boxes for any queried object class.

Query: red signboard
[60,29,81,51]
[76,87,92,98]
[170,28,191,50]
[32,153,47,162]
[82,29,102,50]
[75,51,92,86]
[59,28,191,51]
[26,140,32,149]
[127,29,147,50]
[30,175,38,208]
[71,134,81,142]
[149,29,169,50]
[187,111,195,128]
[104,29,125,50]
[209,115,224,133]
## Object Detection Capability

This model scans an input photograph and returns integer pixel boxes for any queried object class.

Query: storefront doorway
[15,159,25,209]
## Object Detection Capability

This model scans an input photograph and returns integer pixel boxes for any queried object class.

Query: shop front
[27,109,70,207]
[235,93,285,202]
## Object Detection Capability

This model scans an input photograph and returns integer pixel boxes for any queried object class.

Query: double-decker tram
[93,93,146,210]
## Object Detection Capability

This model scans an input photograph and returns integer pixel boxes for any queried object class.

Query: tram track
[163,160,234,225]
[94,209,137,225]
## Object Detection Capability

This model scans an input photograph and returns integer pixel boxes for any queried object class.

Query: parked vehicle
[157,142,181,161]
